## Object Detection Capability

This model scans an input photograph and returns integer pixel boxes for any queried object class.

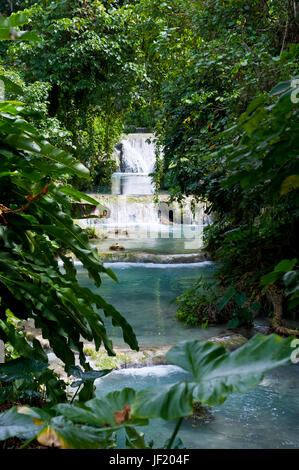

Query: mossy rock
[109,243,125,251]
[209,333,248,351]
[83,346,170,369]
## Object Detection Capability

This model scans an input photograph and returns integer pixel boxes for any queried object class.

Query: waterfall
[88,195,160,227]
[75,132,209,232]
[112,133,156,196]
[120,133,156,174]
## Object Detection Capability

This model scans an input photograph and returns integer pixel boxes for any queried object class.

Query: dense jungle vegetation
[0,0,298,450]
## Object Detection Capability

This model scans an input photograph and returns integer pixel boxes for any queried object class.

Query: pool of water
[94,236,203,254]
[76,256,299,449]
[95,364,299,449]
[95,224,204,254]
[77,261,225,347]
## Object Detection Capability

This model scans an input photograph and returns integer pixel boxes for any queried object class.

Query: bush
[175,278,233,327]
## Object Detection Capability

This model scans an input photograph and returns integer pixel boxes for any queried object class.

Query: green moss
[98,252,139,262]
[83,347,169,369]
[210,335,247,350]
[83,347,132,369]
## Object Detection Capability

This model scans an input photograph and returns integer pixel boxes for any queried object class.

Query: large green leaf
[58,186,108,213]
[133,334,293,420]
[0,407,40,441]
[269,79,292,97]
[10,407,113,449]
[0,13,39,41]
[13,389,147,448]
[261,259,298,287]
[0,335,294,448]
[0,358,48,382]
[0,75,23,96]
[0,12,30,28]
[56,388,147,428]
[36,418,112,449]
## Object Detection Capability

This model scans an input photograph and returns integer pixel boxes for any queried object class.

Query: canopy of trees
[0,0,298,450]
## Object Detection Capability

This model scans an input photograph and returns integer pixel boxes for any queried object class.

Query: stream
[76,133,299,449]
[77,261,224,347]
[95,364,299,449]
[77,261,299,449]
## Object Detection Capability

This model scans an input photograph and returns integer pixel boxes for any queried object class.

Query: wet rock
[22,322,51,351]
[209,333,248,351]
[109,243,125,251]
[253,319,271,335]
[83,334,248,372]
[83,345,171,370]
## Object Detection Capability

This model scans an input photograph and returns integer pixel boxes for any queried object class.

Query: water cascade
[76,131,207,251]
[120,133,156,174]
[112,133,156,196]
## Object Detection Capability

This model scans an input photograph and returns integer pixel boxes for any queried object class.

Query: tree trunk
[267,285,299,337]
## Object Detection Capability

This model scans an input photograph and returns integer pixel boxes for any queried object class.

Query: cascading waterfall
[112,133,156,196]
[120,133,156,174]
[77,132,207,234]
[91,195,161,227]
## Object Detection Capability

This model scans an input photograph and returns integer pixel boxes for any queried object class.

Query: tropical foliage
[0,0,298,450]
[143,0,299,328]
[0,334,293,449]
[6,1,147,189]
[0,12,138,408]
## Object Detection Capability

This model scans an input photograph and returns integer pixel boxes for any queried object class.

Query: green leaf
[0,29,39,41]
[235,292,247,307]
[0,358,48,382]
[0,407,40,442]
[4,133,42,153]
[269,80,292,97]
[217,287,236,311]
[0,12,30,28]
[59,186,108,212]
[0,75,23,95]
[69,365,112,384]
[125,426,151,449]
[69,366,112,400]
[57,388,147,428]
[16,408,110,449]
[133,334,293,419]
[274,259,297,273]
[37,421,110,449]
[260,271,282,286]
[280,175,299,195]
[134,382,193,420]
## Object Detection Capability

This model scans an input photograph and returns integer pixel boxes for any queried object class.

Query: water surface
[95,364,299,449]
[77,262,224,347]
[94,224,204,254]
